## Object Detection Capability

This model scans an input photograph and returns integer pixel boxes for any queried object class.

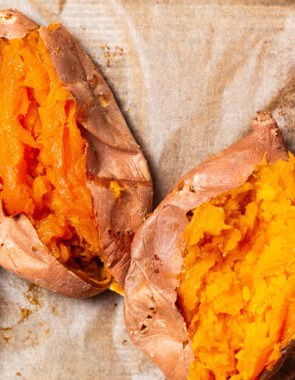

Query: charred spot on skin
[190,182,201,192]
[89,75,98,89]
[32,246,38,252]
[4,12,13,20]
[154,268,159,274]
[140,324,148,333]
[154,254,161,261]
[182,339,189,348]
[0,11,16,24]
[14,214,22,221]
[186,210,194,221]
[147,299,156,314]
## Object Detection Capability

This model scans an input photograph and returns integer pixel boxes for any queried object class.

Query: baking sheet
[1,0,295,379]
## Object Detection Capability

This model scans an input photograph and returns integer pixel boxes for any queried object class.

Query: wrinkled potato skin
[0,9,152,298]
[124,113,294,380]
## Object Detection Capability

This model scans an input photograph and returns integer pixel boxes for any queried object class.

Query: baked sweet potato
[124,112,295,379]
[0,10,152,298]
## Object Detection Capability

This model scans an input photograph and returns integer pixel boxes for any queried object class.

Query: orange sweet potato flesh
[0,10,152,297]
[124,113,294,379]
[0,30,108,284]
[178,158,295,379]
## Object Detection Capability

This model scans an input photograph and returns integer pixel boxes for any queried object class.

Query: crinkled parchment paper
[1,0,295,379]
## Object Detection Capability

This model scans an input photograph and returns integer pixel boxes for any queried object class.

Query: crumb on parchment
[19,308,32,323]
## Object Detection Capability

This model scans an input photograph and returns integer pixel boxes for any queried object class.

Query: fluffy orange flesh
[178,157,295,380]
[0,30,111,287]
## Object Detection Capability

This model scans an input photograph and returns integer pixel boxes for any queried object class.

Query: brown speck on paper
[1,326,13,332]
[19,308,33,323]
[100,44,125,67]
[1,334,10,343]
[1,326,13,342]
[50,305,59,316]
[23,283,42,307]
[23,329,39,347]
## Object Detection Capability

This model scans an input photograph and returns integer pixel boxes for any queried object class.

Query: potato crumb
[110,181,124,198]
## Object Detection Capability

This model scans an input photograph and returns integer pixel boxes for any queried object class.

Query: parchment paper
[1,0,295,379]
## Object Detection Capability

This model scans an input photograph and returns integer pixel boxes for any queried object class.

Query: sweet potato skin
[0,209,100,298]
[0,9,37,39]
[0,9,152,298]
[124,113,292,379]
[261,340,295,380]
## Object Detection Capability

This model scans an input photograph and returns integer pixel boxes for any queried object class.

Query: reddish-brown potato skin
[124,113,294,379]
[0,9,152,298]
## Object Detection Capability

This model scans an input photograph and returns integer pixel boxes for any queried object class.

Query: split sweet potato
[124,112,294,379]
[0,10,152,298]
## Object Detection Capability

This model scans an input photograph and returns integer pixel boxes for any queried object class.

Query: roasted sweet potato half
[0,10,152,298]
[124,113,294,380]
